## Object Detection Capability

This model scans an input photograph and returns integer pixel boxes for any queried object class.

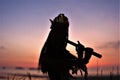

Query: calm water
[0,67,48,80]
[0,67,119,80]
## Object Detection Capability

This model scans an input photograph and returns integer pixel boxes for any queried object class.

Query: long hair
[38,14,69,73]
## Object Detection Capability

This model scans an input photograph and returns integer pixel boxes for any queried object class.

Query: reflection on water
[0,67,48,80]
[0,67,119,80]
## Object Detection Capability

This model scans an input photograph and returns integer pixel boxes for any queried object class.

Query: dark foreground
[0,74,120,80]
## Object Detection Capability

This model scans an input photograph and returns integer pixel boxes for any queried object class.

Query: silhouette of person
[38,14,77,80]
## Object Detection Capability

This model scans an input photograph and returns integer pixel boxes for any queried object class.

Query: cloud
[97,41,120,49]
[0,46,6,50]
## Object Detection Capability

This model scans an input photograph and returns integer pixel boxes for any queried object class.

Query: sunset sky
[0,0,119,72]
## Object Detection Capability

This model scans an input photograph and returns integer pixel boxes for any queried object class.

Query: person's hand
[75,41,85,53]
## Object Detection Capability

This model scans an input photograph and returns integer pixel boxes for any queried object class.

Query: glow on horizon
[0,0,119,69]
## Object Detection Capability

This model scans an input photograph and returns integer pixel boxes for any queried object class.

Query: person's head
[50,13,69,29]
